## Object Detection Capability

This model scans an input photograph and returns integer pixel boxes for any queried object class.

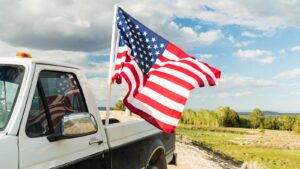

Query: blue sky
[0,0,300,113]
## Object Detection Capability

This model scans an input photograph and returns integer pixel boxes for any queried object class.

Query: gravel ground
[168,138,240,169]
[168,142,224,169]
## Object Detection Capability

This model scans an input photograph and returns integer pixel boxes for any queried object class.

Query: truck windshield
[0,65,25,131]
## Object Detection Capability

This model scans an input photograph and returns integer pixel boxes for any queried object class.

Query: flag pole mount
[105,4,119,126]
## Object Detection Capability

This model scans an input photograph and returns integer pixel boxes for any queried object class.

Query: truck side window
[26,70,88,137]
[26,87,50,137]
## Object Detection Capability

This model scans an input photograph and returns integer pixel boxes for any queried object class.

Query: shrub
[216,106,240,127]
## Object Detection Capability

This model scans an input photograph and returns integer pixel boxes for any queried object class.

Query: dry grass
[177,126,300,169]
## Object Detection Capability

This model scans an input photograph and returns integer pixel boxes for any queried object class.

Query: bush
[216,106,240,127]
[239,116,251,128]
[264,117,279,130]
[181,109,219,127]
[278,115,295,131]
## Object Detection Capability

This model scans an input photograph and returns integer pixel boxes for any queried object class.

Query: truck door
[18,65,108,169]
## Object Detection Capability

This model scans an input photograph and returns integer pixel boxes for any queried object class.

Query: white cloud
[165,22,223,49]
[165,22,223,50]
[233,49,275,64]
[198,29,224,45]
[220,74,283,88]
[234,41,255,47]
[227,35,235,43]
[289,88,300,96]
[218,91,252,98]
[171,0,300,33]
[274,68,300,80]
[278,49,286,55]
[259,56,275,64]
[87,78,108,105]
[0,0,228,52]
[0,0,115,52]
[3,0,299,53]
[227,35,255,47]
[241,31,258,38]
[196,54,213,60]
[0,40,109,78]
[233,49,269,59]
[291,45,300,52]
[0,0,298,53]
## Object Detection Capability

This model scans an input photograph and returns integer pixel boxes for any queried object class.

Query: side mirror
[47,113,98,142]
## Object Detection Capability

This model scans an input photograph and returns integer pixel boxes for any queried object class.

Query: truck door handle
[89,137,103,145]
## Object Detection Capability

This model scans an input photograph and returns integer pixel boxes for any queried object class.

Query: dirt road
[168,138,240,169]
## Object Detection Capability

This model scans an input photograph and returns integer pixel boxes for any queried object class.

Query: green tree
[114,100,125,111]
[216,106,239,127]
[239,116,251,128]
[264,117,279,130]
[250,108,265,129]
[278,115,295,131]
[180,109,196,124]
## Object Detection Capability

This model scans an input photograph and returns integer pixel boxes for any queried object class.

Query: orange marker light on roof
[16,52,32,58]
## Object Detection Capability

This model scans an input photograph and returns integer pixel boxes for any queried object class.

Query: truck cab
[0,56,176,169]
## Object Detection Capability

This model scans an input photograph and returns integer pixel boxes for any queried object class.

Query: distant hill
[239,111,300,116]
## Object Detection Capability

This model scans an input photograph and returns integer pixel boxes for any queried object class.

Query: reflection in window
[26,87,50,137]
[39,71,87,133]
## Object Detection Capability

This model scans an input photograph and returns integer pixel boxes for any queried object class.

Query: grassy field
[177,125,300,169]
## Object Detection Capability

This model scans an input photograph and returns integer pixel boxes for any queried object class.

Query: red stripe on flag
[200,61,221,79]
[144,81,187,104]
[121,72,177,133]
[180,59,217,86]
[165,43,191,59]
[125,99,177,133]
[114,64,122,71]
[117,51,128,59]
[122,62,143,97]
[135,93,182,119]
[149,71,195,90]
[152,62,205,87]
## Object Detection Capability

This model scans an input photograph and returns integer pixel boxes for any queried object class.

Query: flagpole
[105,4,118,126]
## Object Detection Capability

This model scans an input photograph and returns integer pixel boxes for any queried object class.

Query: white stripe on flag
[184,58,218,84]
[147,75,190,98]
[123,67,179,126]
[151,67,198,87]
[132,98,179,126]
[141,87,185,111]
[163,49,218,86]
[163,50,180,60]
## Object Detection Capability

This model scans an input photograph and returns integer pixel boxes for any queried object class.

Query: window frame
[26,70,89,138]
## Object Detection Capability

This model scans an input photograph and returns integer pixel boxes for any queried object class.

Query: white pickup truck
[0,56,176,169]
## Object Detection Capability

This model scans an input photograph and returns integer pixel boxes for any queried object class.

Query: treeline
[180,107,300,133]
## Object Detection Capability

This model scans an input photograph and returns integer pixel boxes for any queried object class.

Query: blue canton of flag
[117,8,168,73]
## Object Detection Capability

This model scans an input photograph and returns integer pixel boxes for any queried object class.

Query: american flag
[112,7,221,133]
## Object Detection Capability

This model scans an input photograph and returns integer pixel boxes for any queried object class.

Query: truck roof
[0,57,80,69]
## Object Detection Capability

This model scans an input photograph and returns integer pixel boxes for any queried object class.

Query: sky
[0,0,300,113]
